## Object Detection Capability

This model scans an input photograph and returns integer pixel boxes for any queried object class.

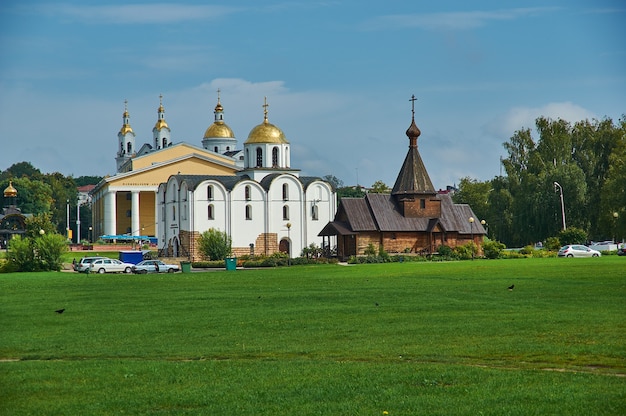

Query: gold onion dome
[4,181,17,198]
[204,123,235,139]
[154,104,169,130]
[245,98,289,144]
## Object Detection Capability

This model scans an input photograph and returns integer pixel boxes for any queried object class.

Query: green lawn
[1,258,624,415]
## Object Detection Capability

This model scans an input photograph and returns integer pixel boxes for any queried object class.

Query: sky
[0,1,624,190]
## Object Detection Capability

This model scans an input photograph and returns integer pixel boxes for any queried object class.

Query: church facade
[156,100,336,261]
[319,97,485,260]
[91,93,336,260]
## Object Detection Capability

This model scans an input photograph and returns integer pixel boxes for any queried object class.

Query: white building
[156,98,336,260]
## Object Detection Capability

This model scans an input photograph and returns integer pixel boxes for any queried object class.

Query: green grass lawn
[1,258,624,415]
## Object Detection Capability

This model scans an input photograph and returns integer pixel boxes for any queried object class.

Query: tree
[0,177,53,215]
[198,228,232,260]
[322,175,343,189]
[336,186,366,202]
[369,180,390,194]
[5,216,67,272]
[0,162,43,181]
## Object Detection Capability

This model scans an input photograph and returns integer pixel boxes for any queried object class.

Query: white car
[74,256,107,272]
[132,260,180,274]
[557,245,601,258]
[89,258,135,274]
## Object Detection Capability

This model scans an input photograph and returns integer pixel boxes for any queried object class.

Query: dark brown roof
[391,117,436,196]
[324,193,485,235]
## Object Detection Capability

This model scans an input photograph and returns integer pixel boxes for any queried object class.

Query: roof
[327,193,485,235]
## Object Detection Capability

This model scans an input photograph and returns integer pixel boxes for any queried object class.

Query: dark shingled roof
[392,115,436,196]
[328,193,485,235]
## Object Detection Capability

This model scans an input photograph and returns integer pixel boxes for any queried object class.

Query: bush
[454,242,477,260]
[5,232,67,272]
[198,228,232,261]
[483,239,506,259]
[559,227,587,245]
[544,236,561,251]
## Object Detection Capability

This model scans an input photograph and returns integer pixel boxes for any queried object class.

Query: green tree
[369,180,390,194]
[0,176,53,215]
[33,233,68,271]
[198,228,232,260]
[0,161,43,181]
[322,175,343,189]
[558,227,587,245]
[336,186,366,203]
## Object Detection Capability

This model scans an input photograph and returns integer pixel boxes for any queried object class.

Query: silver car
[132,260,180,274]
[74,256,107,272]
[89,258,135,274]
[557,245,601,258]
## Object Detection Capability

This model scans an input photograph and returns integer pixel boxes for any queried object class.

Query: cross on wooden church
[409,94,417,116]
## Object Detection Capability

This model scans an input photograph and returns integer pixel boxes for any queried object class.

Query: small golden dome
[154,118,169,130]
[204,122,235,139]
[245,119,289,144]
[4,181,17,198]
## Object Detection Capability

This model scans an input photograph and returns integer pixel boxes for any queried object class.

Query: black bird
[55,308,65,314]
[375,302,379,307]
[508,284,515,291]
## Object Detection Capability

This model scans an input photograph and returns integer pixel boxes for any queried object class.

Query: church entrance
[279,238,290,257]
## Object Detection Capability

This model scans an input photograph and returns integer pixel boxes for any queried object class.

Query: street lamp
[39,229,45,236]
[469,217,475,260]
[286,222,292,266]
[553,182,566,230]
[480,219,487,239]
[88,226,92,243]
[614,212,619,244]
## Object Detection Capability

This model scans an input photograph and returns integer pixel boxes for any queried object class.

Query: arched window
[162,138,168,148]
[226,146,230,151]
[256,147,263,167]
[214,146,218,152]
[272,147,279,167]
[208,204,214,220]
[311,204,319,220]
[207,185,213,201]
[127,142,132,154]
[172,206,176,221]
[283,205,289,220]
[245,185,251,201]
[245,204,252,220]
[282,183,289,201]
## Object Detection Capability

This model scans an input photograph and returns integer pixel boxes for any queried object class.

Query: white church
[91,93,336,261]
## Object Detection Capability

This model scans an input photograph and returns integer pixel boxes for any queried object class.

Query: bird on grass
[54,308,65,314]
[508,284,515,291]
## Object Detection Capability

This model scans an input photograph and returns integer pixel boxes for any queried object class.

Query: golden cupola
[245,97,289,145]
[203,90,235,139]
[119,100,134,135]
[154,95,169,131]
[4,181,17,198]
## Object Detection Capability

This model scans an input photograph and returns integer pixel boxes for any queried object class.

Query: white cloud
[484,102,597,138]
[364,8,558,31]
[49,4,240,24]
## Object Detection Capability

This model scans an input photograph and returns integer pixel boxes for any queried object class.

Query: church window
[245,204,252,220]
[282,183,289,201]
[283,205,289,220]
[272,147,279,167]
[245,185,251,201]
[162,138,168,148]
[127,142,132,154]
[226,146,230,151]
[256,147,263,167]
[420,199,426,209]
[214,146,218,152]
[311,204,319,220]
[172,206,176,221]
[207,185,213,201]
[208,204,214,220]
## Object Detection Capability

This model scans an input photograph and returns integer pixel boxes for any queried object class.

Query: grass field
[1,257,625,415]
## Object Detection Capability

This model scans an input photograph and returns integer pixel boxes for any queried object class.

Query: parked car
[74,256,107,272]
[557,245,601,258]
[618,244,626,256]
[132,260,180,274]
[89,258,135,274]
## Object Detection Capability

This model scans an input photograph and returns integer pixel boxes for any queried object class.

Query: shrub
[364,243,377,256]
[198,228,232,260]
[559,227,587,245]
[454,242,477,260]
[544,236,561,251]
[482,239,506,259]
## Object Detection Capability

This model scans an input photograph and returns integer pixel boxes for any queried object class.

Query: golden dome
[204,122,235,139]
[154,117,169,130]
[245,119,288,144]
[119,108,134,135]
[4,181,17,198]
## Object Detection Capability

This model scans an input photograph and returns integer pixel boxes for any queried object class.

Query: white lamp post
[614,212,619,243]
[554,182,566,230]
[286,222,292,266]
[469,217,475,260]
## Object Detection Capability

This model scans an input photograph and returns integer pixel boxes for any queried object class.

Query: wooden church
[319,97,486,260]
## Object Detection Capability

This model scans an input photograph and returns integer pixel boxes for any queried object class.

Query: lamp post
[613,212,619,244]
[286,222,292,266]
[553,182,566,230]
[469,217,475,260]
[88,226,92,243]
[39,229,45,236]
[480,219,487,239]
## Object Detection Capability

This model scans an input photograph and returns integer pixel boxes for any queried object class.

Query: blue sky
[0,1,624,189]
